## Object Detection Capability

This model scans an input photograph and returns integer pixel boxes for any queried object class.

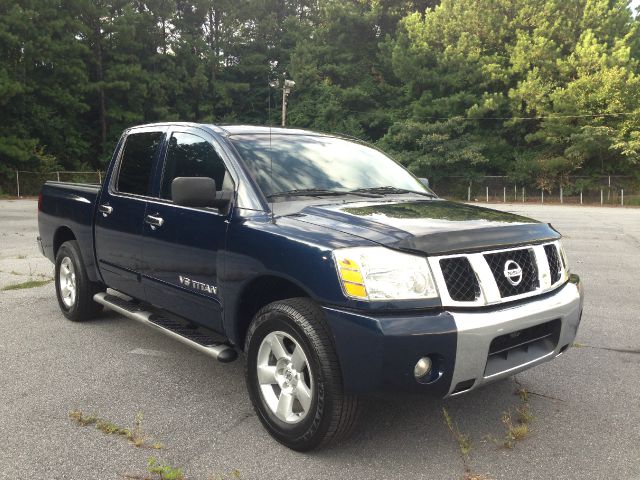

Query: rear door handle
[145,215,164,229]
[98,204,113,216]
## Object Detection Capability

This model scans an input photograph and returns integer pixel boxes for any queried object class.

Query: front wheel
[245,298,360,451]
[55,240,104,322]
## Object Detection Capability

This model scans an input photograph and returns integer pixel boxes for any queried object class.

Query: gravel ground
[0,199,638,480]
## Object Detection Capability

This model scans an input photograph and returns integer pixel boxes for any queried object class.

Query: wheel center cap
[282,366,298,388]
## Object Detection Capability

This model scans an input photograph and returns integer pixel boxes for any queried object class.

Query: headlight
[558,240,570,277]
[333,247,438,301]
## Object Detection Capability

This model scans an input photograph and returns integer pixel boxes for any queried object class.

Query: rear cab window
[116,131,164,196]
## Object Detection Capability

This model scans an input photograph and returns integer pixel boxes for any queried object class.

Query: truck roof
[127,122,330,138]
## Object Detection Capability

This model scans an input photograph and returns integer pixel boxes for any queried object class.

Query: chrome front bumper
[445,275,583,397]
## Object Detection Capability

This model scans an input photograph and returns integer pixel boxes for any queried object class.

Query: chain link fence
[3,171,104,197]
[431,175,640,206]
[2,170,639,206]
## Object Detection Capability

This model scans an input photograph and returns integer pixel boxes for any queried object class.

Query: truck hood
[290,199,560,255]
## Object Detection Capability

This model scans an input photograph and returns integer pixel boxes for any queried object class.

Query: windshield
[229,134,429,199]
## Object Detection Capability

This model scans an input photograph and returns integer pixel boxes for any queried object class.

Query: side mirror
[419,178,430,188]
[171,177,229,209]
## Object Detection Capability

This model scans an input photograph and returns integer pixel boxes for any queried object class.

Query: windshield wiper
[266,188,349,199]
[349,186,437,198]
[266,188,382,199]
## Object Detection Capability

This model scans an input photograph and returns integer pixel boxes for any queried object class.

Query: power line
[423,112,639,120]
[340,108,639,121]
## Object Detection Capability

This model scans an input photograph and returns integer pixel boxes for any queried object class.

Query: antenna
[268,77,278,222]
[268,78,278,124]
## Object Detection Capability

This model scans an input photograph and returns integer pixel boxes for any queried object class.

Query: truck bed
[38,181,101,282]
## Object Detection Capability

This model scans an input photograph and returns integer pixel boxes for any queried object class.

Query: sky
[631,0,640,16]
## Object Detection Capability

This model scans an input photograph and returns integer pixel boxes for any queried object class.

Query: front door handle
[98,204,113,217]
[145,215,164,229]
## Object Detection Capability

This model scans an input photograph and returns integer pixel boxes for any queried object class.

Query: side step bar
[93,292,237,363]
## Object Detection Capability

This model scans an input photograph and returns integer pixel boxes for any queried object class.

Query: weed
[572,342,585,348]
[501,410,530,448]
[131,412,147,447]
[442,407,472,461]
[147,457,185,480]
[69,410,163,449]
[209,470,242,480]
[69,410,98,427]
[463,474,492,480]
[96,419,132,437]
[515,387,529,402]
[16,255,27,259]
[442,409,493,479]
[123,460,241,480]
[516,403,534,425]
[498,377,536,447]
[2,279,52,290]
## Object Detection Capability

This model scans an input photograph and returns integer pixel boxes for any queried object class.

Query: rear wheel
[245,298,360,451]
[55,240,104,321]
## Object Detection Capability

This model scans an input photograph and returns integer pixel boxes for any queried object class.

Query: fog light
[414,357,432,379]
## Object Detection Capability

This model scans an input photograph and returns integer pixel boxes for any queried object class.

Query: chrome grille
[440,257,480,302]
[484,248,538,298]
[544,244,562,284]
[429,241,567,307]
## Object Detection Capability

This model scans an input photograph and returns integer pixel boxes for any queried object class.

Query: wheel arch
[230,274,313,349]
[53,226,77,257]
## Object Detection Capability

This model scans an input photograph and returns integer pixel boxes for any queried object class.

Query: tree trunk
[93,20,107,157]
[207,6,220,117]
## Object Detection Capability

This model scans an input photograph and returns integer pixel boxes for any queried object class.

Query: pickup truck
[38,122,584,451]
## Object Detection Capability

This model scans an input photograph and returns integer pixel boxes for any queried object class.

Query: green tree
[0,0,90,182]
[0,0,638,195]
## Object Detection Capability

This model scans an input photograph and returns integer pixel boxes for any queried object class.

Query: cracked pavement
[0,199,639,479]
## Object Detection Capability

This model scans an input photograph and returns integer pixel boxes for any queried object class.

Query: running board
[93,292,237,363]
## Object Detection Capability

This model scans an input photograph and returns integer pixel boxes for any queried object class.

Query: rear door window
[160,132,228,200]
[116,131,164,196]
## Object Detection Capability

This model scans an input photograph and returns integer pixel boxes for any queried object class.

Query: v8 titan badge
[179,275,218,295]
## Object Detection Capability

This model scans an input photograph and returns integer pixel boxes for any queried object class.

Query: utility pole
[281,76,295,127]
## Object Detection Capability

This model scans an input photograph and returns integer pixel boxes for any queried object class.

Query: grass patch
[146,457,185,480]
[516,403,534,424]
[96,418,133,437]
[443,406,491,480]
[2,278,52,290]
[463,474,492,480]
[485,384,535,449]
[122,458,185,480]
[69,410,98,426]
[69,410,163,449]
[497,388,534,448]
[443,407,472,462]
[515,386,529,402]
[123,461,241,480]
[210,470,242,480]
[501,410,530,448]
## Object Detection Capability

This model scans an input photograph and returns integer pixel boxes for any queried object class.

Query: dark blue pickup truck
[38,123,583,450]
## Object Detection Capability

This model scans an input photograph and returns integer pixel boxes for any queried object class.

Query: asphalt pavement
[0,199,638,479]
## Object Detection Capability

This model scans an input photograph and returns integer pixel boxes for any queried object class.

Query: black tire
[55,240,104,322]
[245,298,360,451]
